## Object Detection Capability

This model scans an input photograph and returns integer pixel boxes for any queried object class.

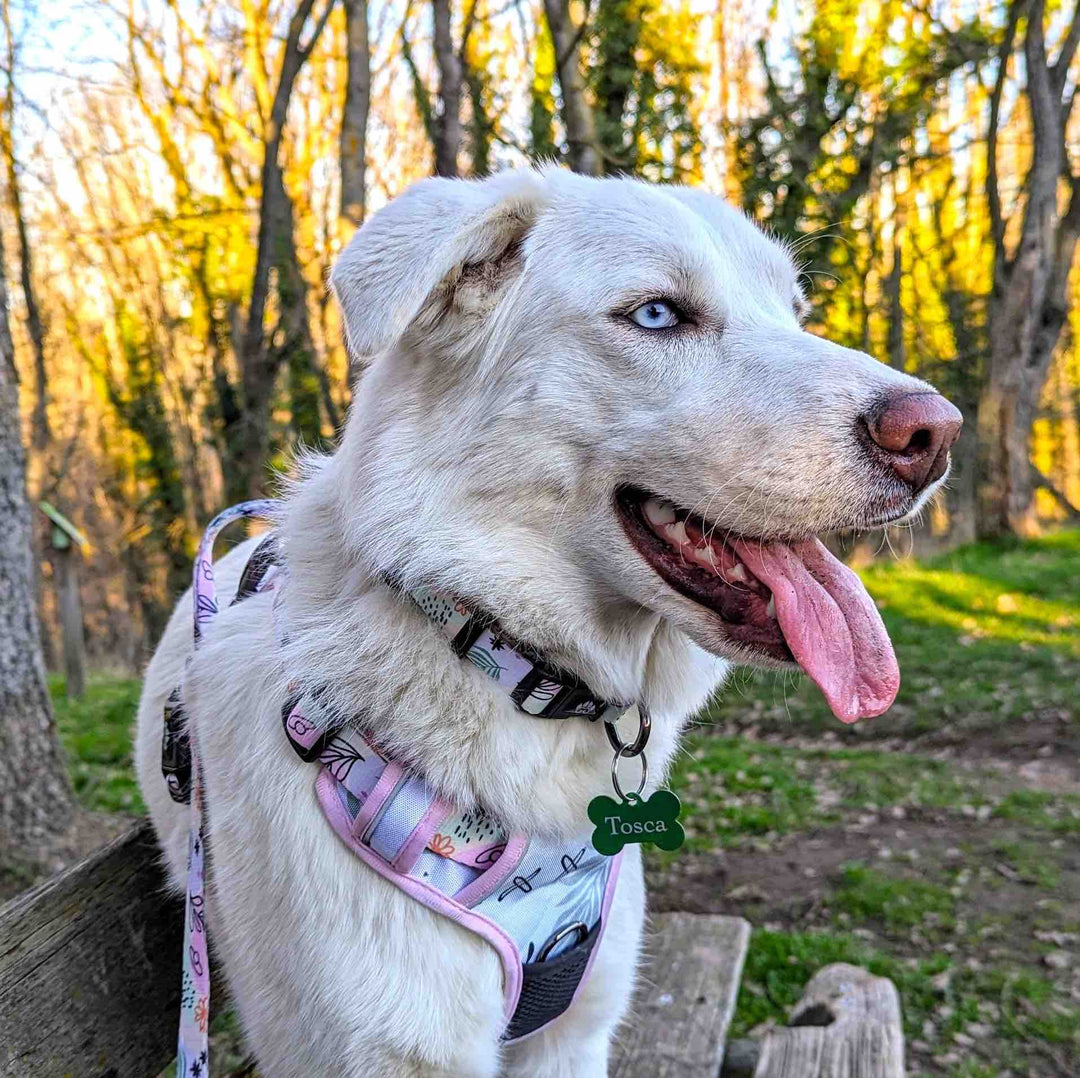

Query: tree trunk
[543,0,599,175]
[432,0,463,177]
[2,0,47,453]
[238,0,333,498]
[0,224,76,873]
[978,162,1078,536]
[3,134,47,453]
[977,0,1080,537]
[978,263,1073,537]
[340,0,369,227]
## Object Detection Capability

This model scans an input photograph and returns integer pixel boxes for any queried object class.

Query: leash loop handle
[178,499,281,1078]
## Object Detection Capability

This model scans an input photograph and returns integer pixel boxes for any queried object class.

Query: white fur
[136,168,945,1076]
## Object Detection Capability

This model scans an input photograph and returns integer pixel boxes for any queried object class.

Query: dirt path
[646,730,1080,1076]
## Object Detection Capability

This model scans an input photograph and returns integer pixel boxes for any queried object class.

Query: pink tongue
[731,538,899,723]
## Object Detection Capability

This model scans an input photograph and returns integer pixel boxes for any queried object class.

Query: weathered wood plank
[0,820,181,1078]
[611,912,751,1078]
[729,963,905,1078]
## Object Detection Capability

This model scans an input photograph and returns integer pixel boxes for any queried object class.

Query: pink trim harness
[169,503,627,1077]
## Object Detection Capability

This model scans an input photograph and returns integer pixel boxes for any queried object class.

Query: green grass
[668,739,824,848]
[831,862,958,931]
[49,529,1080,1076]
[994,788,1080,834]
[730,928,951,1040]
[50,675,144,814]
[991,840,1062,890]
[665,737,1004,854]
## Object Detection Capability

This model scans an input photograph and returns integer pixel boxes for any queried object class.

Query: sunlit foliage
[5,0,1078,666]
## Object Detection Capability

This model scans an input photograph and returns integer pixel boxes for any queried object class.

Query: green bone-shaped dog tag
[588,789,684,856]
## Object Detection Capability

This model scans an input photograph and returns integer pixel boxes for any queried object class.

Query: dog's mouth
[615,487,900,724]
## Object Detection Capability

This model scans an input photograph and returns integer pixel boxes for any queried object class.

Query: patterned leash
[176,500,279,1078]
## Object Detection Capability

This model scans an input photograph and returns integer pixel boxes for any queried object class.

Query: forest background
[2,0,1074,672]
[4,5,1080,1071]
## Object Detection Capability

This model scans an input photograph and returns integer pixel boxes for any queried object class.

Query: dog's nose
[864,392,963,493]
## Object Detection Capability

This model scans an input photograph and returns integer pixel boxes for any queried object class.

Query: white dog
[135,167,961,1077]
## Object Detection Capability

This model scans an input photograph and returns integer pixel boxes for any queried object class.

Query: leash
[176,501,278,1078]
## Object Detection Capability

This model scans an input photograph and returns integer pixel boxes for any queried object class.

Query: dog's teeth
[665,521,689,547]
[688,543,716,570]
[727,563,748,584]
[766,596,776,619]
[644,499,677,526]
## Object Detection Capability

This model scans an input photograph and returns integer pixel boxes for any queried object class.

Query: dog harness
[167,503,629,1077]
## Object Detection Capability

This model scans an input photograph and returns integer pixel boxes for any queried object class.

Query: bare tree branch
[1025,0,1058,151]
[299,0,336,61]
[1051,1,1080,95]
[432,0,463,176]
[1032,461,1080,519]
[460,0,480,54]
[400,2,436,147]
[238,0,335,496]
[987,0,1023,276]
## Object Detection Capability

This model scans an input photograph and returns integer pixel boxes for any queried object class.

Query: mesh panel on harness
[505,921,602,1040]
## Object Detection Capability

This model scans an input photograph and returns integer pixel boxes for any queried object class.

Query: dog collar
[164,516,633,801]
[283,578,632,759]
[408,584,626,715]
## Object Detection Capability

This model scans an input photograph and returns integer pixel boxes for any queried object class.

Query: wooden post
[54,543,85,699]
[611,912,751,1077]
[0,822,183,1076]
[37,502,88,700]
[722,963,905,1078]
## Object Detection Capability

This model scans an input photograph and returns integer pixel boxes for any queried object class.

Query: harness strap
[168,500,631,1071]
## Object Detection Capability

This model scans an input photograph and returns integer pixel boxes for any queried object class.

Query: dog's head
[328,169,961,723]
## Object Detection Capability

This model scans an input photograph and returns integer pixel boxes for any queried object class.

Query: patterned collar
[282,576,631,762]
[164,521,633,797]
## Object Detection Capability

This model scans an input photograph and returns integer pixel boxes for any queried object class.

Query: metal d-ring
[604,704,651,758]
[611,743,649,802]
[537,921,589,962]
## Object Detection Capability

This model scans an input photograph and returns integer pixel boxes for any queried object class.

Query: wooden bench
[1,822,904,1077]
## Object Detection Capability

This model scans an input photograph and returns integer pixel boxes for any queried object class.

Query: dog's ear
[331,170,545,360]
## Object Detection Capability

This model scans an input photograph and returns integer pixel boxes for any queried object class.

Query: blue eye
[629,300,680,329]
